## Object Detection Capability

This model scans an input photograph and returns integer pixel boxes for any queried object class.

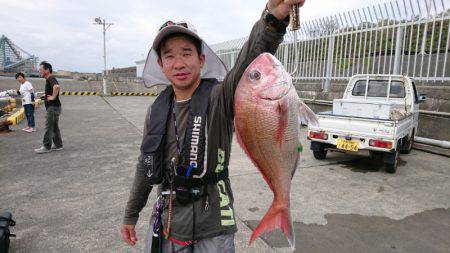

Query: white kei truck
[308,74,427,173]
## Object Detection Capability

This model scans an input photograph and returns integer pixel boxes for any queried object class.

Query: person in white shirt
[15,72,35,132]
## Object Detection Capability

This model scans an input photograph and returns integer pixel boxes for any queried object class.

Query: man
[34,61,63,154]
[122,0,305,252]
[15,72,35,132]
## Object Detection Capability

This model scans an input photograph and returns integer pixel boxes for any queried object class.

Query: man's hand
[267,0,306,21]
[121,224,138,246]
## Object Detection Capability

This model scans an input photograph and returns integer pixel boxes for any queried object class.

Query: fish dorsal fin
[298,100,319,127]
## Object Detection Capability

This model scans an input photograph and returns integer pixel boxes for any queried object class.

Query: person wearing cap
[122,0,305,252]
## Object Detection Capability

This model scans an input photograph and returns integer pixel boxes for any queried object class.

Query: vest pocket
[141,134,164,184]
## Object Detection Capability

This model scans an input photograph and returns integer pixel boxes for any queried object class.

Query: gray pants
[144,216,235,253]
[43,106,62,149]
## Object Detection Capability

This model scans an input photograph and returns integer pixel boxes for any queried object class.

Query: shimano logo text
[190,116,202,168]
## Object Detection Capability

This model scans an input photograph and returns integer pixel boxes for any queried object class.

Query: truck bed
[313,111,412,140]
[332,99,409,120]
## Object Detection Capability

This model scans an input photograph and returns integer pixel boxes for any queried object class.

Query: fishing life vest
[140,78,228,186]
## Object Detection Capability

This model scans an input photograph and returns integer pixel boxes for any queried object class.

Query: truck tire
[313,149,327,160]
[384,148,399,174]
[400,135,414,154]
[311,141,327,160]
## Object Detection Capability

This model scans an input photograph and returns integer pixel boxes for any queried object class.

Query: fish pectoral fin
[298,100,319,127]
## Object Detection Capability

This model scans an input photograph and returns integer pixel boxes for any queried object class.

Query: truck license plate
[337,139,359,152]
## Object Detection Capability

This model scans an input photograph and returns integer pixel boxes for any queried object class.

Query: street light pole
[102,20,106,95]
[94,17,113,95]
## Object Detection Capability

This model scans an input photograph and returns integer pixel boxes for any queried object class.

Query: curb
[60,91,98,96]
[112,92,158,96]
[413,143,450,157]
[59,91,158,96]
[6,99,43,125]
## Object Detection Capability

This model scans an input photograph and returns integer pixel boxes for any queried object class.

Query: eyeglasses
[159,21,188,31]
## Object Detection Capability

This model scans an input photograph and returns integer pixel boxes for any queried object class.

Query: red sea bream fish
[234,53,318,250]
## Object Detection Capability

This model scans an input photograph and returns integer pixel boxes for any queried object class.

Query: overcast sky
[1,0,393,73]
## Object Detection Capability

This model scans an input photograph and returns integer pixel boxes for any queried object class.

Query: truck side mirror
[418,94,427,103]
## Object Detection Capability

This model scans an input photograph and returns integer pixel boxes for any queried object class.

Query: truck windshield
[352,80,405,98]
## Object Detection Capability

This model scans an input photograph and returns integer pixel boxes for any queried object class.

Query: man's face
[16,76,25,84]
[39,65,49,77]
[157,36,205,90]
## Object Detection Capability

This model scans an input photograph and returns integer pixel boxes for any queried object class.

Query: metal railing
[211,0,450,89]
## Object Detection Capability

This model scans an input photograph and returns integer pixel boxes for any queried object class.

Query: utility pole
[94,17,113,95]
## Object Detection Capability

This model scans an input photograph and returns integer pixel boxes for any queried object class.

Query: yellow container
[6,107,25,125]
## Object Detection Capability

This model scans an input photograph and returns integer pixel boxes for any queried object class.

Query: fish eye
[249,70,261,81]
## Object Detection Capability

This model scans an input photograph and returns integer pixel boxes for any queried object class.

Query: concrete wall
[0,77,101,92]
[0,76,157,94]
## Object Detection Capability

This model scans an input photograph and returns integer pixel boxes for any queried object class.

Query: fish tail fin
[298,100,319,127]
[249,202,295,250]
